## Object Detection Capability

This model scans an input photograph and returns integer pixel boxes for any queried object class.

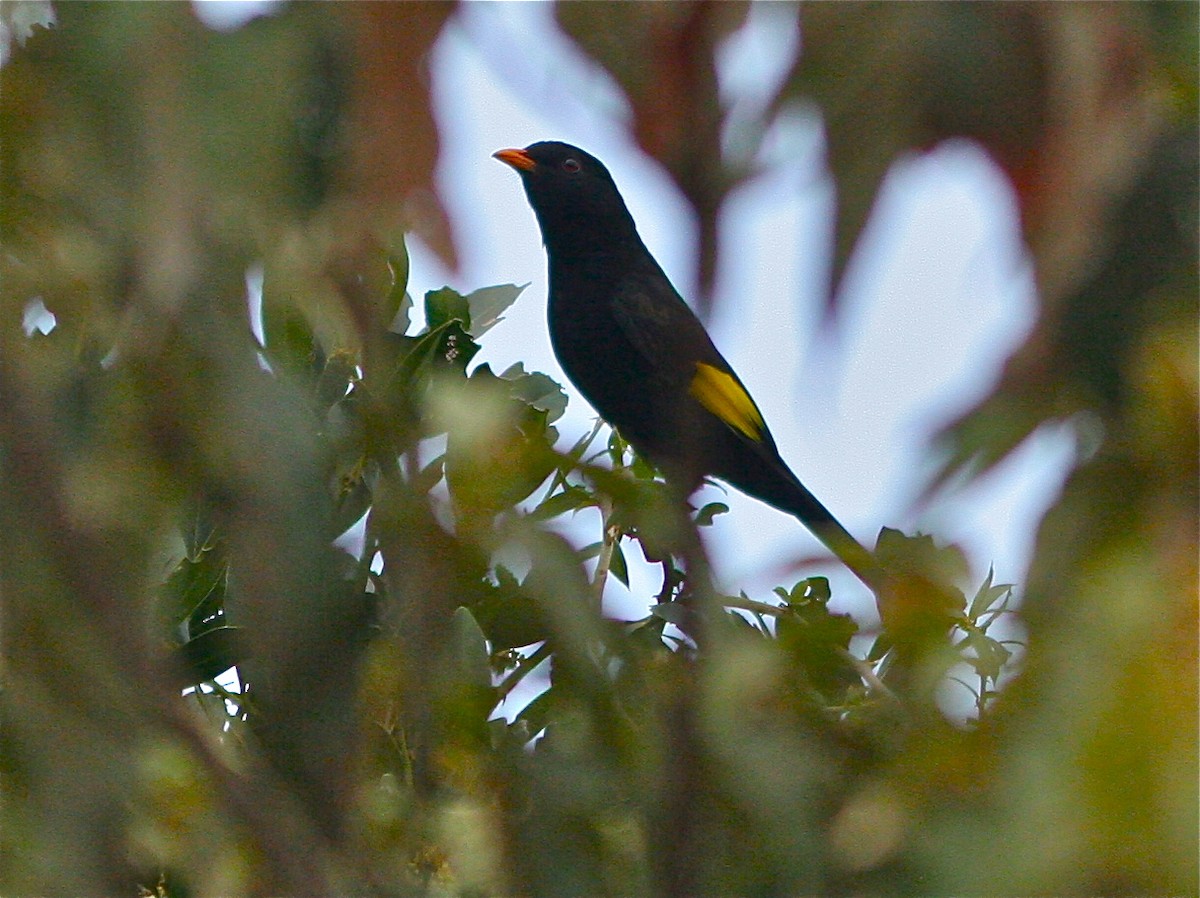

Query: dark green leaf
[694,501,729,526]
[528,485,596,521]
[608,541,629,587]
[650,602,692,626]
[175,626,246,687]
[408,454,446,496]
[472,587,549,652]
[424,286,471,332]
[331,477,371,539]
[386,246,410,332]
[315,351,357,410]
[449,606,493,690]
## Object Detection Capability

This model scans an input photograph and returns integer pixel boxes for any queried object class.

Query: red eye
[562,158,581,173]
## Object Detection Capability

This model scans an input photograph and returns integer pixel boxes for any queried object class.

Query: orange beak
[493,148,536,172]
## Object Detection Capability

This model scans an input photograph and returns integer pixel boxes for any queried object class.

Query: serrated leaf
[424,286,471,332]
[465,282,527,337]
[499,363,568,423]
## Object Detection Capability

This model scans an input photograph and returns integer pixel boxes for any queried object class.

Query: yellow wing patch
[689,362,765,443]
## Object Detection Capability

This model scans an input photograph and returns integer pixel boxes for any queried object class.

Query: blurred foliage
[0,3,1194,898]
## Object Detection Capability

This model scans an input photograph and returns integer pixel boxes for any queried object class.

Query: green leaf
[629,448,658,481]
[388,317,478,391]
[499,362,568,423]
[608,541,629,587]
[449,606,493,690]
[961,627,1013,682]
[606,428,629,466]
[176,626,245,686]
[424,286,471,332]
[386,245,411,332]
[651,602,692,626]
[181,505,219,560]
[331,477,372,540]
[159,542,229,637]
[694,501,729,526]
[411,453,446,496]
[528,485,596,521]
[563,419,608,464]
[967,567,1014,624]
[261,287,321,378]
[774,576,831,608]
[465,282,528,337]
[472,585,548,652]
[875,527,970,592]
[315,351,357,410]
[873,527,969,639]
[442,371,560,518]
[389,291,414,336]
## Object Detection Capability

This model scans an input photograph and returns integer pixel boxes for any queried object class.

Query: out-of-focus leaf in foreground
[1,3,1194,897]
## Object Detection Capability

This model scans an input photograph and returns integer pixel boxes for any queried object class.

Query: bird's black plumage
[495,141,878,586]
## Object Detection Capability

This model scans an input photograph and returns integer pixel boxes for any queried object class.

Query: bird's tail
[764,469,886,595]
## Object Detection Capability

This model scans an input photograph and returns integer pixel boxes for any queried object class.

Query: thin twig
[591,495,619,608]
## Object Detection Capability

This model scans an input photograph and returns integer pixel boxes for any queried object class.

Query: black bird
[495,141,881,590]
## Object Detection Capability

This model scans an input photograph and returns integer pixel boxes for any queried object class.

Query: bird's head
[494,141,639,256]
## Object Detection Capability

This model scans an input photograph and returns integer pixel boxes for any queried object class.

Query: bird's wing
[608,276,697,374]
[610,274,768,445]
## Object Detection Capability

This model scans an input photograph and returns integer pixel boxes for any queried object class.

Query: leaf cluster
[0,4,1194,898]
